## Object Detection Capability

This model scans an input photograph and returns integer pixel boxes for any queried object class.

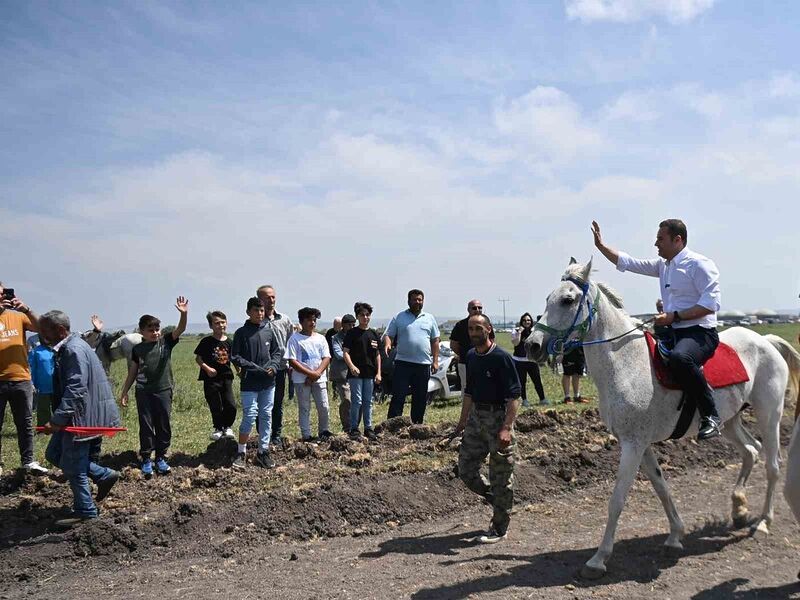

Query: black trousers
[203,378,236,430]
[135,389,172,459]
[514,361,545,401]
[668,326,720,419]
[0,380,34,465]
[388,360,430,424]
[271,368,287,440]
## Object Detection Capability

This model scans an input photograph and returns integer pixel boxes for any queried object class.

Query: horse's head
[525,257,594,361]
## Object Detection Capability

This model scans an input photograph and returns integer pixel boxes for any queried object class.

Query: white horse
[770,335,800,577]
[525,259,799,579]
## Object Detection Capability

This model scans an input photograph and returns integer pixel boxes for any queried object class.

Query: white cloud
[494,87,604,163]
[603,90,662,122]
[767,73,800,98]
[565,0,716,23]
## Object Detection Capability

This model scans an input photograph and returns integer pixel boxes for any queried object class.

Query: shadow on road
[362,519,750,599]
[691,577,800,599]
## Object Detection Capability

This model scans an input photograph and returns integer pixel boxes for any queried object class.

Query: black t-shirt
[465,344,521,407]
[449,317,472,364]
[343,327,380,379]
[194,336,234,381]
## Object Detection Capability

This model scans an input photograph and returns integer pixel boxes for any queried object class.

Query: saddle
[644,331,750,439]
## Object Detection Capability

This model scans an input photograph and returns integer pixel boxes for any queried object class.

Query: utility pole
[498,297,510,330]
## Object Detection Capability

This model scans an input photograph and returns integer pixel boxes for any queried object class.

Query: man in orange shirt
[0,282,48,475]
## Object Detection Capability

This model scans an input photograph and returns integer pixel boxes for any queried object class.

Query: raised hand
[91,314,104,331]
[175,296,189,314]
[591,221,603,248]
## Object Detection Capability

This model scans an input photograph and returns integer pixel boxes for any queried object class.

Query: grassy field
[2,323,799,470]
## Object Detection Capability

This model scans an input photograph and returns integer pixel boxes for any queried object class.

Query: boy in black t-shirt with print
[119,296,188,479]
[194,310,237,442]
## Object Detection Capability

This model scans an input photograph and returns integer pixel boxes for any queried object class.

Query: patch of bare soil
[0,409,796,598]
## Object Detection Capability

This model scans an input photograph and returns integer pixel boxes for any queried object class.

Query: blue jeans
[46,432,114,517]
[240,387,275,452]
[349,378,374,431]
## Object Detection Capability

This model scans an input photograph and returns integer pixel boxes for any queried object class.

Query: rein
[534,276,655,360]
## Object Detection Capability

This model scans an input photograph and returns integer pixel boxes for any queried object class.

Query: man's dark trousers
[667,325,720,419]
[388,360,430,424]
[271,369,287,441]
[0,381,35,465]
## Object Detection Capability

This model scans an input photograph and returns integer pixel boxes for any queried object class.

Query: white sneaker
[477,525,507,544]
[223,428,235,439]
[210,430,223,441]
[23,461,49,476]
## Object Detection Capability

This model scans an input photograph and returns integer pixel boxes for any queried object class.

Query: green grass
[3,324,798,470]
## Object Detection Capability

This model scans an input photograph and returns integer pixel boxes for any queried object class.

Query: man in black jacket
[230,297,283,469]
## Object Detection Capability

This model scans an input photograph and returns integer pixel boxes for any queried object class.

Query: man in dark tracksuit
[231,297,283,469]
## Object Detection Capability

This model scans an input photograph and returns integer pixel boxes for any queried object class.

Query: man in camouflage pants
[455,313,522,544]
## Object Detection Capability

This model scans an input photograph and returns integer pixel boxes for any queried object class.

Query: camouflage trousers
[457,406,516,535]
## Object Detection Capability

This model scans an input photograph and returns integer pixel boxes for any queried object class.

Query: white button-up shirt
[616,247,721,329]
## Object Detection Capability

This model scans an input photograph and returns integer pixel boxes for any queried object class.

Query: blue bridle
[534,276,600,357]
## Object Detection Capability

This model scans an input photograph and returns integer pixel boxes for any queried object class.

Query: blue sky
[1,1,799,327]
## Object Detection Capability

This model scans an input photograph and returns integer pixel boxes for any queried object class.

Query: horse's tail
[764,334,800,420]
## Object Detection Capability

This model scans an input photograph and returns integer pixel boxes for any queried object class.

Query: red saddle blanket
[644,331,749,390]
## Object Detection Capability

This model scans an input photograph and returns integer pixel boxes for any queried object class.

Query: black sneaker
[698,416,721,440]
[54,514,96,529]
[232,452,247,470]
[320,430,333,441]
[95,470,120,502]
[254,451,276,469]
[364,429,378,441]
[349,429,362,440]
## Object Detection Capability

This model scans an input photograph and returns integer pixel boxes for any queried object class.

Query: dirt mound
[72,519,139,557]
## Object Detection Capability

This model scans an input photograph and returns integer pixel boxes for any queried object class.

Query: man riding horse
[591,218,722,440]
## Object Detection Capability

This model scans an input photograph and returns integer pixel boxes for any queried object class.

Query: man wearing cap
[329,315,355,431]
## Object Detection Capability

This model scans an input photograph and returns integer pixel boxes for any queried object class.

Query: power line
[498,297,510,329]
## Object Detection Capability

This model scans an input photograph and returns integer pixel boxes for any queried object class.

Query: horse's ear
[569,256,578,265]
[581,257,593,281]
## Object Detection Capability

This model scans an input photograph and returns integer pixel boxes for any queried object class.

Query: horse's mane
[596,281,624,310]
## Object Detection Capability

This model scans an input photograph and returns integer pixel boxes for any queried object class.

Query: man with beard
[455,313,521,544]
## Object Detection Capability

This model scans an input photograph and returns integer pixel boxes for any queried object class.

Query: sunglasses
[468,306,483,311]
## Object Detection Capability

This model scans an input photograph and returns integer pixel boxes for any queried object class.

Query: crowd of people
[0,217,724,542]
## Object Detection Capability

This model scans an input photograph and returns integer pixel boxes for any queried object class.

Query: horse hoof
[750,520,770,538]
[580,565,606,580]
[663,541,683,556]
[732,515,750,529]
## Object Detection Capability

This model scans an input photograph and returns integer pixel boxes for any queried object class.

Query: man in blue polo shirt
[384,289,440,424]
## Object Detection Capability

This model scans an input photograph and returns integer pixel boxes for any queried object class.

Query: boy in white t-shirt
[284,307,332,441]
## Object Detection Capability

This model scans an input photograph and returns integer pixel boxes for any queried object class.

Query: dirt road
[2,411,800,599]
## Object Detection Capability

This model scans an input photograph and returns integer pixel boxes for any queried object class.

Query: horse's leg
[582,442,645,579]
[751,383,784,535]
[640,446,685,549]
[721,416,758,528]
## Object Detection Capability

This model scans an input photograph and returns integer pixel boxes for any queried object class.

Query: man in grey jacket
[257,285,295,446]
[39,310,121,527]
